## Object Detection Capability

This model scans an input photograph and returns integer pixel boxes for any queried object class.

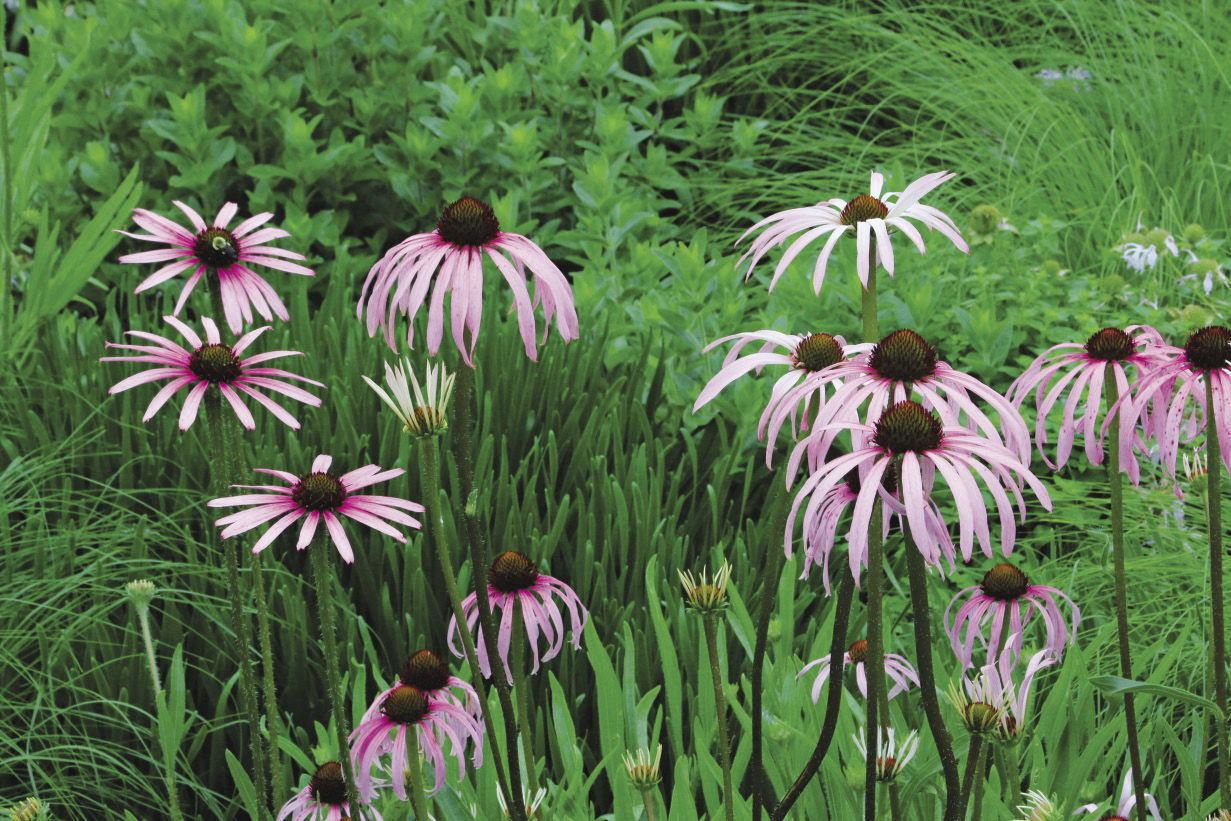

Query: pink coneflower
[943,563,1078,673]
[356,196,579,367]
[207,454,424,563]
[350,683,484,798]
[1074,769,1162,820]
[789,401,1051,587]
[117,201,314,335]
[735,170,968,293]
[1115,326,1231,482]
[276,761,384,821]
[693,329,873,466]
[1007,326,1168,478]
[974,640,1056,744]
[447,551,588,681]
[797,638,919,704]
[360,649,482,729]
[101,315,323,430]
[786,329,1031,486]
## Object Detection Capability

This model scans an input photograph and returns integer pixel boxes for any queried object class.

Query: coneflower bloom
[1115,326,1231,482]
[968,640,1056,744]
[851,725,919,782]
[276,761,384,821]
[785,329,1031,485]
[693,329,872,466]
[362,358,455,437]
[943,563,1078,673]
[1074,769,1162,820]
[797,638,919,704]
[1012,790,1060,821]
[356,195,579,367]
[350,683,484,798]
[447,551,588,681]
[789,401,1051,586]
[1007,326,1168,478]
[735,169,968,293]
[360,649,482,728]
[117,201,314,335]
[207,454,424,563]
[101,315,323,430]
[497,786,548,819]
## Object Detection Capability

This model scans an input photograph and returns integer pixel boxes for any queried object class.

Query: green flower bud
[1183,223,1205,243]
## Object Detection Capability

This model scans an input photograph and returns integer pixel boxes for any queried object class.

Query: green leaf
[1089,675,1224,718]
[225,749,261,820]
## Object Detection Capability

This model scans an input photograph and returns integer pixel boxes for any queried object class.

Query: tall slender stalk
[770,573,854,821]
[131,590,186,821]
[308,538,365,819]
[1103,367,1148,819]
[404,737,430,821]
[0,7,11,326]
[702,613,735,821]
[511,596,540,794]
[418,435,513,803]
[959,734,983,817]
[1207,377,1230,810]
[452,364,528,821]
[970,739,988,821]
[751,483,788,819]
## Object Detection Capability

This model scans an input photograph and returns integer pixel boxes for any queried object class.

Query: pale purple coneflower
[1074,769,1162,820]
[446,551,588,681]
[350,683,484,798]
[797,638,919,704]
[850,725,919,783]
[972,640,1056,744]
[117,201,314,335]
[735,170,968,293]
[101,315,323,430]
[692,329,872,466]
[276,761,384,821]
[207,454,424,563]
[788,400,1051,587]
[360,649,482,730]
[356,196,579,367]
[1007,326,1168,479]
[785,329,1032,486]
[943,563,1078,673]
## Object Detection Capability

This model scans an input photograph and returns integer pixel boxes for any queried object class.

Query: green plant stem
[0,8,11,326]
[511,596,539,794]
[864,499,885,821]
[970,739,988,821]
[640,790,658,821]
[309,538,364,819]
[417,436,513,802]
[904,541,961,821]
[1003,743,1020,806]
[769,573,854,821]
[452,364,528,821]
[204,390,271,821]
[135,607,185,821]
[877,684,901,818]
[960,734,983,817]
[862,239,879,344]
[702,612,735,821]
[991,744,1009,804]
[404,736,430,821]
[1207,377,1230,811]
[1104,367,1148,819]
[751,482,788,819]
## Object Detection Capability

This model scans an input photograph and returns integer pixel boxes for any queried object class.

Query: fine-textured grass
[3,0,1230,818]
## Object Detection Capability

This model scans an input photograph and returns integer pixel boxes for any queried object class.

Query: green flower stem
[1207,377,1230,810]
[134,605,185,821]
[0,5,12,325]
[970,739,988,821]
[511,596,540,794]
[639,790,658,821]
[452,364,528,821]
[862,240,879,344]
[702,612,735,821]
[404,737,430,821]
[417,436,513,803]
[1103,366,1148,819]
[904,541,961,821]
[204,390,271,821]
[751,482,788,819]
[308,538,364,819]
[959,734,983,817]
[1003,743,1020,805]
[769,573,854,821]
[863,498,885,821]
[991,744,1009,805]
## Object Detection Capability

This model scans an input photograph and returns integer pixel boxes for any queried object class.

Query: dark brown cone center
[399,649,450,692]
[980,563,1029,600]
[869,329,939,382]
[840,194,889,226]
[793,332,844,372]
[872,401,943,454]
[309,761,347,805]
[291,472,347,513]
[188,343,242,383]
[1084,327,1135,361]
[490,550,539,592]
[875,757,898,779]
[1184,325,1231,371]
[847,639,868,663]
[436,196,499,247]
[192,228,240,268]
[382,684,431,724]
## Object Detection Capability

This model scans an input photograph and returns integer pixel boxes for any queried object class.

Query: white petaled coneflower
[624,744,664,790]
[362,358,455,437]
[678,561,733,615]
[1012,790,1060,821]
[851,725,919,782]
[497,786,547,819]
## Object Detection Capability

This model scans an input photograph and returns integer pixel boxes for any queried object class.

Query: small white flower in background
[1073,769,1162,820]
[852,726,919,782]
[1120,242,1159,273]
[497,786,547,819]
[362,358,455,437]
[1013,789,1060,821]
[1034,68,1063,84]
[1035,66,1093,91]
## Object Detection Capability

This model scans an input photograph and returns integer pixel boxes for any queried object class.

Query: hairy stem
[640,790,658,821]
[404,735,430,821]
[970,739,988,821]
[960,734,983,817]
[1207,377,1230,810]
[511,596,540,794]
[703,613,735,821]
[751,482,788,818]
[864,499,885,821]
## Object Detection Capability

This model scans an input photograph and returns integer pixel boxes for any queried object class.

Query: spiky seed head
[193,227,239,267]
[188,343,242,383]
[869,330,939,382]
[969,204,1003,235]
[678,560,732,615]
[125,579,157,611]
[1083,327,1135,362]
[872,400,943,454]
[437,196,500,247]
[291,472,347,513]
[791,332,844,372]
[847,639,868,664]
[944,678,1004,735]
[623,744,663,790]
[490,551,540,593]
[309,762,347,805]
[382,684,431,725]
[979,563,1029,601]
[1184,326,1231,371]
[399,649,451,692]
[840,194,889,226]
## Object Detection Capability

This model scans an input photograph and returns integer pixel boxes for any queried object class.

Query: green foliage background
[2,0,1230,818]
